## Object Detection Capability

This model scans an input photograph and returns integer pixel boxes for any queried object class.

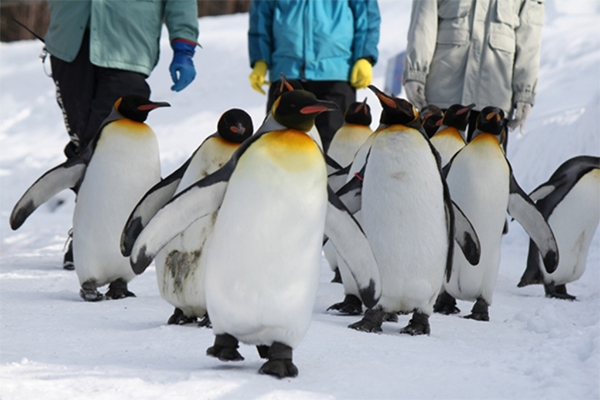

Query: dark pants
[267,80,356,152]
[50,30,150,158]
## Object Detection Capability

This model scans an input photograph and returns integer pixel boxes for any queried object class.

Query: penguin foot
[327,294,363,315]
[383,312,399,322]
[105,279,135,300]
[206,333,244,362]
[433,291,460,315]
[348,308,384,333]
[331,268,342,284]
[62,236,74,271]
[545,283,576,301]
[167,308,198,325]
[197,314,212,328]
[517,276,543,288]
[399,312,430,336]
[256,345,269,359]
[79,280,103,302]
[464,298,489,321]
[258,342,298,379]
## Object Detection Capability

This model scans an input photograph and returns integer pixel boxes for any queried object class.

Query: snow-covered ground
[1,1,599,399]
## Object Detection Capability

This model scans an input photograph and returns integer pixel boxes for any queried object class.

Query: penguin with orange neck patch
[11,95,168,301]
[122,90,381,379]
[430,103,475,167]
[435,106,559,321]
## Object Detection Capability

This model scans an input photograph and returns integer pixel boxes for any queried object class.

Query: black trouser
[267,80,356,153]
[50,30,150,158]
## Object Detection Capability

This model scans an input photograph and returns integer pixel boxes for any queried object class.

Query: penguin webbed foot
[544,283,576,301]
[167,308,198,325]
[79,280,104,302]
[197,314,212,328]
[206,333,244,362]
[331,268,342,284]
[463,298,489,321]
[348,308,384,333]
[399,312,430,336]
[258,342,298,379]
[327,294,363,315]
[433,291,461,315]
[105,279,135,300]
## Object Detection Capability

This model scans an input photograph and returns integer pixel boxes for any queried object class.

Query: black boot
[327,294,363,315]
[105,278,135,300]
[400,311,430,335]
[79,280,103,302]
[206,333,244,361]
[433,291,460,315]
[348,307,385,333]
[464,297,489,321]
[259,342,298,379]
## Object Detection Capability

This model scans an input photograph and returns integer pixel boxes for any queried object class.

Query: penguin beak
[355,97,369,114]
[485,111,502,122]
[368,85,397,109]
[300,100,338,115]
[457,103,476,115]
[230,122,246,135]
[279,73,295,92]
[137,101,171,112]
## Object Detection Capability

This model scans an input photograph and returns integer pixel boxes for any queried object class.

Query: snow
[1,1,599,398]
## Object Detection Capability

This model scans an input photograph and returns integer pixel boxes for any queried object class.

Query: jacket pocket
[523,0,545,26]
[488,22,516,53]
[438,0,471,19]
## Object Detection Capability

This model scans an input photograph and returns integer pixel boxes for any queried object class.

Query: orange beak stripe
[300,105,329,114]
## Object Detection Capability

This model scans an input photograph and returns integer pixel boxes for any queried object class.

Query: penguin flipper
[327,164,351,193]
[325,186,381,308]
[335,165,365,215]
[10,157,86,230]
[451,201,481,266]
[121,158,192,256]
[507,174,559,274]
[129,162,233,275]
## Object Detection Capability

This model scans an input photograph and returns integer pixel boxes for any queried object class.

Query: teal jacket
[45,0,199,76]
[248,0,380,82]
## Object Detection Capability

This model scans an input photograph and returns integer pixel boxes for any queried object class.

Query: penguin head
[368,85,419,127]
[217,108,254,143]
[475,106,506,143]
[344,97,372,127]
[443,103,476,132]
[272,90,338,132]
[419,104,444,138]
[115,95,171,123]
[272,73,304,100]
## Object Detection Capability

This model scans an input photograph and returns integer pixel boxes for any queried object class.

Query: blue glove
[169,39,196,92]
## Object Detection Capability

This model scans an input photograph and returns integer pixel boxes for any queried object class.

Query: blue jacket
[248,0,380,82]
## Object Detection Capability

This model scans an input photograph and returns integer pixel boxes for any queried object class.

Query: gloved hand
[350,58,373,89]
[249,60,268,95]
[508,102,532,133]
[169,39,196,92]
[403,80,427,110]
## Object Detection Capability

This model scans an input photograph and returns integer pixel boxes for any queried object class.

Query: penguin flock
[9,84,600,379]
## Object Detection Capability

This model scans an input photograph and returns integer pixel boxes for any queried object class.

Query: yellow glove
[350,58,373,89]
[249,60,268,95]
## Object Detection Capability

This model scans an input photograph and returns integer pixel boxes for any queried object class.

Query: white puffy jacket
[403,0,544,115]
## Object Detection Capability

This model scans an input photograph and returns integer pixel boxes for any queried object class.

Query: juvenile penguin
[430,103,475,167]
[435,106,559,320]
[517,155,600,299]
[122,109,253,325]
[419,104,444,138]
[123,90,381,378]
[337,86,481,335]
[11,95,168,301]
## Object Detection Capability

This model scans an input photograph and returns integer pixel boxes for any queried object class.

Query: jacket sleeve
[349,0,381,65]
[403,0,438,84]
[163,0,199,44]
[248,0,275,68]
[512,0,544,106]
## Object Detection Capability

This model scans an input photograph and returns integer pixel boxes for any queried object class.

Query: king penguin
[336,86,481,335]
[517,155,600,300]
[419,104,444,138]
[121,109,253,326]
[10,95,168,301]
[122,90,381,379]
[434,106,559,320]
[430,103,475,167]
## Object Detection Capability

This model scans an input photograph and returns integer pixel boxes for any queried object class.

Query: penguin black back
[442,103,476,132]
[272,90,338,132]
[217,109,254,143]
[420,104,444,138]
[116,95,171,123]
[368,85,420,128]
[344,98,372,127]
[475,106,506,136]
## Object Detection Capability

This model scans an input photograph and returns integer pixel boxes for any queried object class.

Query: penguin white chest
[74,122,160,286]
[205,130,327,347]
[362,127,448,313]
